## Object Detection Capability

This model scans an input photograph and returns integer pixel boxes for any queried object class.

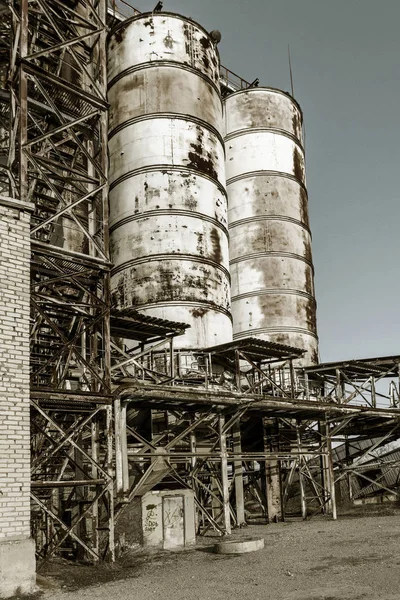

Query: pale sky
[116,0,400,362]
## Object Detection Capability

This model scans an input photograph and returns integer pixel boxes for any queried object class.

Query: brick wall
[0,198,32,542]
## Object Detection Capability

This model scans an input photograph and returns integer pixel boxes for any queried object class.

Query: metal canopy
[201,336,305,363]
[305,355,400,379]
[118,382,400,422]
[110,308,190,342]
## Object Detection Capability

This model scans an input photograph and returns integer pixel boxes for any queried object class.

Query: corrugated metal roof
[111,308,189,342]
[305,355,400,379]
[201,337,305,363]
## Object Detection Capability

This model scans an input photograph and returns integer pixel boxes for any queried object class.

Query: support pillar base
[0,538,36,598]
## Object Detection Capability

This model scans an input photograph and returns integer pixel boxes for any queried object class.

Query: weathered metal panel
[108,13,232,348]
[226,132,305,184]
[108,13,220,86]
[224,88,303,143]
[108,119,225,187]
[108,66,222,134]
[224,88,318,364]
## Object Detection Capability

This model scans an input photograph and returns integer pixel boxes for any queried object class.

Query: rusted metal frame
[31,298,108,386]
[110,341,133,378]
[25,74,106,187]
[124,410,215,460]
[246,473,268,518]
[328,415,356,437]
[32,485,107,562]
[31,415,67,460]
[125,451,328,460]
[21,60,107,111]
[31,408,101,472]
[52,316,90,388]
[125,423,157,452]
[34,295,100,314]
[31,183,106,235]
[165,411,215,450]
[166,409,227,476]
[104,404,115,561]
[26,152,108,260]
[31,240,107,272]
[111,337,173,372]
[26,30,101,61]
[31,151,89,199]
[239,351,292,398]
[263,417,283,523]
[31,314,93,391]
[32,135,95,186]
[32,479,105,488]
[31,400,111,480]
[219,414,231,534]
[6,75,19,195]
[23,115,92,201]
[168,468,225,535]
[120,403,129,495]
[290,360,296,398]
[113,354,162,383]
[334,364,397,407]
[233,420,245,525]
[190,474,225,508]
[32,494,100,562]
[348,422,400,469]
[34,0,105,99]
[36,255,108,308]
[114,397,124,498]
[150,411,203,446]
[221,406,249,436]
[346,469,397,497]
[282,459,298,510]
[234,349,241,392]
[24,109,99,149]
[19,0,28,201]
[203,462,238,526]
[299,461,326,510]
[323,420,337,520]
[340,371,373,407]
[52,0,105,29]
[296,425,307,519]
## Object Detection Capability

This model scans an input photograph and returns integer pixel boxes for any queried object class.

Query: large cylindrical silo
[224,88,318,364]
[107,12,232,348]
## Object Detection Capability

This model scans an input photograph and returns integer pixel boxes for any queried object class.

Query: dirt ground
[29,507,400,600]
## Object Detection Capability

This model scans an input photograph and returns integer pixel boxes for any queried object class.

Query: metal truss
[0,0,112,562]
[111,342,340,539]
[31,399,114,562]
[305,357,400,507]
[112,403,337,536]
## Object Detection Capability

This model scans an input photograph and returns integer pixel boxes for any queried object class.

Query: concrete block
[0,538,36,598]
[141,490,196,550]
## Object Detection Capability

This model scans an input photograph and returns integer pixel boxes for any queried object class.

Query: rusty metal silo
[107,12,232,348]
[224,88,319,365]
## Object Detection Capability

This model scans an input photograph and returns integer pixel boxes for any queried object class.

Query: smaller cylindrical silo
[224,88,318,365]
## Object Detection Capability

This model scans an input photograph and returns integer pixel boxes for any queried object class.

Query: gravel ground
[34,511,400,600]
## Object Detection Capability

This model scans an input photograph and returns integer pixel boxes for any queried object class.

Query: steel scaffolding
[0,0,114,561]
[1,0,400,566]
